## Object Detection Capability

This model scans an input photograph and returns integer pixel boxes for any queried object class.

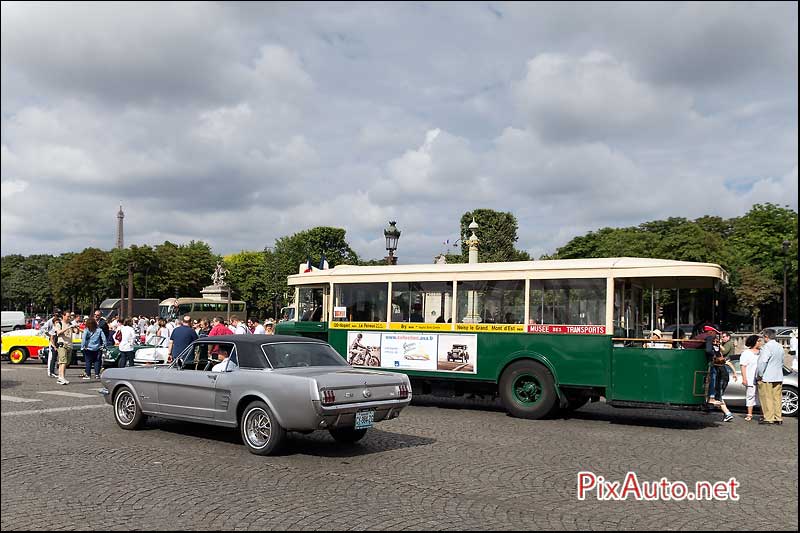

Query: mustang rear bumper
[313,398,411,429]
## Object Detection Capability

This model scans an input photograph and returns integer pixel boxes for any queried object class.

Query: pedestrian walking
[739,334,762,421]
[80,318,105,379]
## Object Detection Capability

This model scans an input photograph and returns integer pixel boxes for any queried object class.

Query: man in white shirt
[212,349,237,372]
[251,318,267,335]
[230,316,249,335]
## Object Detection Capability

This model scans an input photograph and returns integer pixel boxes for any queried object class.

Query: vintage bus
[158,297,247,322]
[275,258,728,419]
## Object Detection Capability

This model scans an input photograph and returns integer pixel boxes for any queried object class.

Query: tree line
[1,205,796,328]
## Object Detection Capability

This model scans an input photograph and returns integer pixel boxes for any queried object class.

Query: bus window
[297,287,324,321]
[529,279,606,325]
[178,304,193,315]
[614,280,644,338]
[456,280,524,324]
[333,283,388,322]
[392,282,453,323]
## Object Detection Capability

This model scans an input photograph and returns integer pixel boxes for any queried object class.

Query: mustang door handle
[207,374,217,380]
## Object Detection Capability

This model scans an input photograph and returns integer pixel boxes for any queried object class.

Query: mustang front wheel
[114,387,145,430]
[241,401,286,455]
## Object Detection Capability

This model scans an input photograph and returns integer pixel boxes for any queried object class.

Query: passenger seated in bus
[645,329,669,349]
[435,315,446,323]
[310,306,323,321]
[410,305,424,323]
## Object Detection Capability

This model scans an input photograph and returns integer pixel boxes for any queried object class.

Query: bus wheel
[9,347,28,364]
[499,360,557,419]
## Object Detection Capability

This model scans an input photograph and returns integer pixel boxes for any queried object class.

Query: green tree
[272,226,359,308]
[736,266,781,331]
[1,254,55,312]
[453,209,531,263]
[224,251,271,317]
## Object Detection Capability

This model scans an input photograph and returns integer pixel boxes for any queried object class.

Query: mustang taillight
[398,384,409,400]
[321,390,336,405]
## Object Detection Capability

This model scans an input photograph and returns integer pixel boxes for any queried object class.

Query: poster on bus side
[345,331,382,367]
[380,333,438,371]
[436,334,477,373]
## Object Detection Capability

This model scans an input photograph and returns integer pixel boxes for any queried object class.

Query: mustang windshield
[262,343,348,369]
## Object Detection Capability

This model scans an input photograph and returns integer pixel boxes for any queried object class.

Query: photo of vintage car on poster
[437,334,477,373]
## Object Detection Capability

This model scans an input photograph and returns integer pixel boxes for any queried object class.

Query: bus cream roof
[288,257,728,288]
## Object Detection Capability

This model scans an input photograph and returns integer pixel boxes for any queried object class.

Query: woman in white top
[156,319,170,347]
[739,334,763,421]
[117,318,138,368]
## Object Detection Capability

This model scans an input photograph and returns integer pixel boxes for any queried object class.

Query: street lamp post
[783,240,789,327]
[384,221,401,265]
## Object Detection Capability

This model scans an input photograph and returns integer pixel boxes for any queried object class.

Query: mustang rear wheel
[329,427,368,443]
[241,401,286,455]
[8,347,28,364]
[114,387,144,430]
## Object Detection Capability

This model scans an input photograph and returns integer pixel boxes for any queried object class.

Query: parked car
[761,326,798,337]
[1,329,49,364]
[1,311,28,333]
[722,356,798,417]
[131,336,169,366]
[100,335,411,455]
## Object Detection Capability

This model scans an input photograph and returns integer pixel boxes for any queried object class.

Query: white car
[132,336,170,366]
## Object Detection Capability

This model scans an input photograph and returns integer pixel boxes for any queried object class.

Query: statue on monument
[211,262,228,287]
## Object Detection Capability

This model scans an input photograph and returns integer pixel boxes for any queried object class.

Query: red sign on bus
[527,324,607,335]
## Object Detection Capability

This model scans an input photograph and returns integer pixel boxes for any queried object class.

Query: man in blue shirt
[756,329,785,425]
[167,315,198,364]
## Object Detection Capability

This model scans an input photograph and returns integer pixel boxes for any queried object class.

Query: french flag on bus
[304,257,312,273]
[319,254,329,270]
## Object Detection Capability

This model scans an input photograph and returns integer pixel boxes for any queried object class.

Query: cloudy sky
[1,1,797,263]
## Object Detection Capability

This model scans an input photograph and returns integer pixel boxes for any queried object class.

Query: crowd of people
[646,324,795,425]
[37,309,277,384]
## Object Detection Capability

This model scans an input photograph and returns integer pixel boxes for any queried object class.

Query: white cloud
[0,2,796,263]
[514,51,698,142]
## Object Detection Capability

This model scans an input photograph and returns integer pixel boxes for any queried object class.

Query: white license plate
[355,410,374,429]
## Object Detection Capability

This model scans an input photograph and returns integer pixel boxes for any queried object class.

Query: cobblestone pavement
[1,361,797,531]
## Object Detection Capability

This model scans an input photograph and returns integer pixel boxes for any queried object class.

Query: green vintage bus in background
[276,258,728,419]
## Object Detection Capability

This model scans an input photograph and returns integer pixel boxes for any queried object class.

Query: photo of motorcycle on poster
[346,331,382,366]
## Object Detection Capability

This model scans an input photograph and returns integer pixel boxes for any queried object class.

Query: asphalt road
[1,361,797,531]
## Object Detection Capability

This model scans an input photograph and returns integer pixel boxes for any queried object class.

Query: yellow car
[1,329,50,364]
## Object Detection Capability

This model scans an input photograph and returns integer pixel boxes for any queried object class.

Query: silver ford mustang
[99,335,412,455]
